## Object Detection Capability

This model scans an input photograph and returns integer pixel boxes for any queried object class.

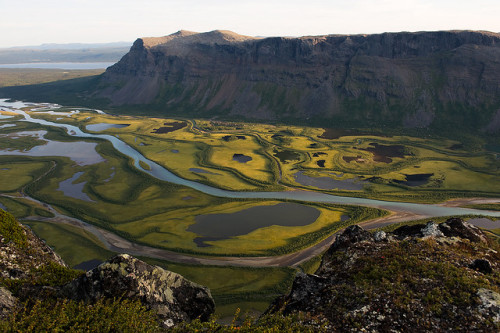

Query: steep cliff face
[96,30,500,131]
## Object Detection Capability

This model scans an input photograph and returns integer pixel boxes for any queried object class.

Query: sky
[1,0,500,47]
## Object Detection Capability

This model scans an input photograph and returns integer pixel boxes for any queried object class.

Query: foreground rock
[61,254,215,328]
[269,218,500,332]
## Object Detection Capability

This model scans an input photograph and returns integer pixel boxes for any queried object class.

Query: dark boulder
[470,259,493,274]
[60,254,215,328]
[438,218,488,243]
[328,224,373,251]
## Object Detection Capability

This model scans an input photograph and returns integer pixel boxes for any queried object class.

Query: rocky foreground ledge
[0,209,214,329]
[269,218,500,331]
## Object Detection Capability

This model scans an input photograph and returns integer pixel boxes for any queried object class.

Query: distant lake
[0,62,115,69]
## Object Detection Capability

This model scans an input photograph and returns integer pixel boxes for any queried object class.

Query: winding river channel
[1,98,500,220]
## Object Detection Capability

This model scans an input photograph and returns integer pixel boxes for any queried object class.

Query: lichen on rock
[60,253,215,327]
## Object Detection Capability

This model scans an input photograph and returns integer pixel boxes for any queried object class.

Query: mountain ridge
[93,29,500,133]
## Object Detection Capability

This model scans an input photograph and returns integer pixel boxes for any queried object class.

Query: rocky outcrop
[0,209,215,328]
[0,209,66,282]
[95,30,500,132]
[269,218,500,331]
[60,254,215,328]
[0,287,17,319]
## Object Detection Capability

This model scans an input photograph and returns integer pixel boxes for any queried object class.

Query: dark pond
[356,143,406,163]
[0,202,6,210]
[85,123,130,132]
[294,171,366,190]
[312,152,327,157]
[274,149,301,163]
[233,154,252,163]
[188,202,321,247]
[222,135,246,142]
[151,121,187,134]
[317,160,326,167]
[189,168,220,175]
[73,259,103,270]
[171,149,179,153]
[394,173,433,187]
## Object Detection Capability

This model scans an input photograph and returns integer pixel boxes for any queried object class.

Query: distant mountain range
[0,42,131,64]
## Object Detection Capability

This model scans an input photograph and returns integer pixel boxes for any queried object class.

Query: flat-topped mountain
[93,29,500,132]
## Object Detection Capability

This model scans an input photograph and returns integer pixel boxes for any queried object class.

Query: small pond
[233,153,252,163]
[189,168,220,175]
[294,171,367,191]
[188,202,321,247]
[57,172,94,202]
[394,173,433,187]
[171,149,179,153]
[0,114,14,119]
[86,123,130,132]
[151,121,187,134]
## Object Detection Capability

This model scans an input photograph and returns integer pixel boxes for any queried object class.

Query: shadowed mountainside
[94,30,500,132]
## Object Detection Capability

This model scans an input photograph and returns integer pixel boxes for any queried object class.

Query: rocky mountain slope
[269,218,500,331]
[95,29,500,132]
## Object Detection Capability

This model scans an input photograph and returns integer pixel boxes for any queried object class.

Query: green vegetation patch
[0,208,27,248]
[0,298,160,333]
[24,221,115,268]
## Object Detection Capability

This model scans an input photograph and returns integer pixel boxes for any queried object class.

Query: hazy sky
[2,0,499,47]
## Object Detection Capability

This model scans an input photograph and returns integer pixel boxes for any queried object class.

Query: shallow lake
[0,130,105,165]
[86,123,130,131]
[57,172,94,202]
[294,171,366,191]
[188,202,321,246]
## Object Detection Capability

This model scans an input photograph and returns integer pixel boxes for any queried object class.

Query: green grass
[0,208,28,248]
[464,203,500,211]
[23,221,115,268]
